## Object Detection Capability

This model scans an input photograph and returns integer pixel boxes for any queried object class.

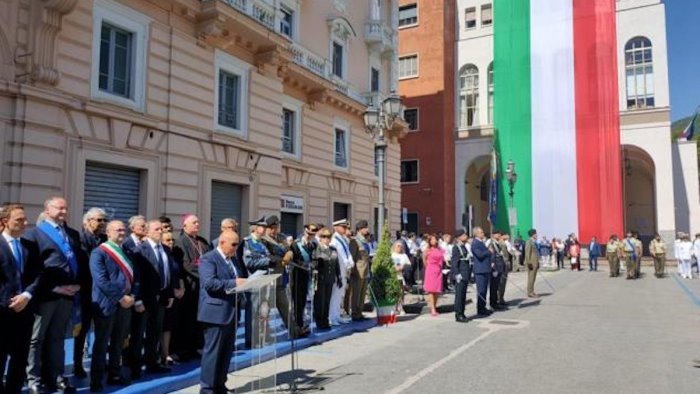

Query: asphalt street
[177,265,700,394]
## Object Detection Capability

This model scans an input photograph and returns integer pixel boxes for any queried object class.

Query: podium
[231,273,280,392]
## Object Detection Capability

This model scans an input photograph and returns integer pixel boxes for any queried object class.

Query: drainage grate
[489,320,519,325]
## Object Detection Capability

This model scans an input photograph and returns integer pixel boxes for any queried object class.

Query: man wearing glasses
[74,208,108,378]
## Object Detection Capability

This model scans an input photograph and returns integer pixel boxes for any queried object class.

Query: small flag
[487,147,498,224]
[680,110,698,140]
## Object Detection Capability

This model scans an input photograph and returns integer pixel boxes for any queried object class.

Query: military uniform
[348,226,371,321]
[261,230,291,331]
[606,239,621,277]
[524,237,539,297]
[241,226,272,348]
[488,238,506,309]
[633,237,643,278]
[311,245,341,329]
[622,237,637,279]
[649,238,666,277]
[497,240,512,304]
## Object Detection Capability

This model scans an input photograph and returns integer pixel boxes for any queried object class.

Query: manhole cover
[489,320,519,325]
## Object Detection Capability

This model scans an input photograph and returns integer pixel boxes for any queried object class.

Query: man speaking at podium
[198,231,246,394]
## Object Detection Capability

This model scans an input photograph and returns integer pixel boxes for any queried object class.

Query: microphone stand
[273,259,323,393]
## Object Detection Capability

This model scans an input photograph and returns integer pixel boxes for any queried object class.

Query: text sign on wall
[280,195,304,213]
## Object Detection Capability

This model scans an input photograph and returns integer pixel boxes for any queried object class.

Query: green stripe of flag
[494,0,532,236]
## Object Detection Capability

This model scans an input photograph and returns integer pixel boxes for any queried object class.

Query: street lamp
[363,91,404,238]
[505,159,517,236]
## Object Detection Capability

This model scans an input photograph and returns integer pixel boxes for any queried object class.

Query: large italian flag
[493,0,623,242]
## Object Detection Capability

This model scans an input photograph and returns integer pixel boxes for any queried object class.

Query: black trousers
[313,281,333,329]
[0,307,34,394]
[200,320,237,394]
[91,307,130,384]
[453,279,468,317]
[175,276,202,357]
[489,272,502,307]
[73,296,94,369]
[127,307,147,373]
[290,268,309,331]
[474,273,490,314]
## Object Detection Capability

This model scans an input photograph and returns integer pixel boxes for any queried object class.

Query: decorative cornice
[30,0,79,85]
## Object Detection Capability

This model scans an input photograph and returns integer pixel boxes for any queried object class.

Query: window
[481,4,492,26]
[465,7,476,29]
[332,41,344,78]
[398,4,418,27]
[333,202,351,223]
[404,108,419,131]
[401,160,419,183]
[214,50,250,137]
[459,64,480,128]
[218,70,240,129]
[625,37,654,109]
[371,67,380,92]
[99,24,132,98]
[399,54,418,79]
[334,127,348,168]
[91,0,150,110]
[282,109,296,154]
[280,6,294,38]
[487,63,494,124]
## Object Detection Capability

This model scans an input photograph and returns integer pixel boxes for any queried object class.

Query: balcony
[201,0,384,108]
[364,19,396,57]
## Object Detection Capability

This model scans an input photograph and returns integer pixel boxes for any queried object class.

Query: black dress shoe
[351,315,367,322]
[90,383,104,392]
[455,315,469,323]
[56,381,77,393]
[145,365,172,374]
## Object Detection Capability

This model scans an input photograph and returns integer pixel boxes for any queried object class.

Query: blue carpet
[64,315,376,393]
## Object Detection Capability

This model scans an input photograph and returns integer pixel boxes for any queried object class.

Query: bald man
[198,231,246,394]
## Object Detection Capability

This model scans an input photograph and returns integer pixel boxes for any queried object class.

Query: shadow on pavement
[518,299,542,309]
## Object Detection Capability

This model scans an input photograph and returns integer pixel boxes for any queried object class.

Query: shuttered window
[84,162,141,223]
[333,202,350,223]
[210,181,243,239]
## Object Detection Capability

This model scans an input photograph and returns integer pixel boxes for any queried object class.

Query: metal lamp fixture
[363,91,404,237]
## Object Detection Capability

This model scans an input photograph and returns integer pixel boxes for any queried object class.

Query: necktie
[12,239,23,274]
[226,258,238,277]
[156,245,166,289]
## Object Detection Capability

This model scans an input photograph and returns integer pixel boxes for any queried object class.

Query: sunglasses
[319,235,331,239]
[93,218,107,222]
[231,242,239,247]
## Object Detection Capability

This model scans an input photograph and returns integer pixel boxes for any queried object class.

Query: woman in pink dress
[423,235,444,316]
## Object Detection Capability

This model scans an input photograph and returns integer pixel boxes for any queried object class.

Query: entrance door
[210,181,243,239]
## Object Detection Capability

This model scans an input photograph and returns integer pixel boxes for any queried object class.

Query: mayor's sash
[38,221,78,276]
[99,241,134,287]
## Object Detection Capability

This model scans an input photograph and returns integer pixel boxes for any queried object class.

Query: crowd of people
[4,196,700,394]
[0,197,381,394]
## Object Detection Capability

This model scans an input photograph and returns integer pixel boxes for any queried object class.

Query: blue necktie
[11,239,23,274]
[156,245,166,289]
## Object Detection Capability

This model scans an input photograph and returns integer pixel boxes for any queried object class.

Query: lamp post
[363,91,403,238]
[505,160,517,236]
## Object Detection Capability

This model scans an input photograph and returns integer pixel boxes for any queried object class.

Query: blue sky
[666,0,700,121]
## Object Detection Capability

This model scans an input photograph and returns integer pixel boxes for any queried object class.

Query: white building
[454,0,699,252]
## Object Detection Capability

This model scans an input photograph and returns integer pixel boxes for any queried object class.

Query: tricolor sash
[38,221,78,277]
[99,241,134,287]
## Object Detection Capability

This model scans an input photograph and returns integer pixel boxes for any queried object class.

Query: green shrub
[370,221,402,307]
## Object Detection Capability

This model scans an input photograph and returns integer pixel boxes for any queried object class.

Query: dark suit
[23,222,81,388]
[89,245,133,384]
[488,240,506,308]
[131,241,178,370]
[470,238,492,314]
[289,239,315,334]
[197,249,243,394]
[450,242,470,318]
[0,235,41,394]
[74,229,106,372]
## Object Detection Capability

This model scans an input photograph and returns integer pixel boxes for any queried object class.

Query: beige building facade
[0,0,405,239]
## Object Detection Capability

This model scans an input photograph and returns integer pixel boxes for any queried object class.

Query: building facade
[452,0,699,252]
[0,0,406,239]
[396,0,456,235]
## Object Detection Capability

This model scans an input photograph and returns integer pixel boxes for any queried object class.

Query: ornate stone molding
[30,0,79,85]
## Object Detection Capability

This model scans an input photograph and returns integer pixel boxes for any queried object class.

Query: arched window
[487,62,494,125]
[625,37,654,109]
[459,64,479,128]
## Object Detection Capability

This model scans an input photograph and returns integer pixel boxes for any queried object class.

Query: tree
[370,221,402,306]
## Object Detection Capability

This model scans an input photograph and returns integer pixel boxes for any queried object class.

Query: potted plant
[370,222,402,325]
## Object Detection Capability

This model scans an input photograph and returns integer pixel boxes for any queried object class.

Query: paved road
[177,266,700,394]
